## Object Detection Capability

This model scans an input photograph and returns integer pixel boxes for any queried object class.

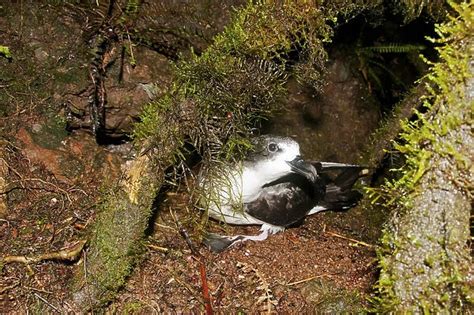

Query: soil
[0,2,388,313]
[110,192,377,313]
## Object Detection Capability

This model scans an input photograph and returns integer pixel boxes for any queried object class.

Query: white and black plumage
[201,135,367,252]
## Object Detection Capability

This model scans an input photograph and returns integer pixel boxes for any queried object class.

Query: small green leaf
[0,45,12,59]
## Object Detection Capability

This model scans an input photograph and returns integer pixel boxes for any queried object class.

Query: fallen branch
[360,81,428,171]
[1,240,87,266]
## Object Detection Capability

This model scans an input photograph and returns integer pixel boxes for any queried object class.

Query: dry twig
[33,292,60,313]
[146,244,169,253]
[325,231,374,248]
[287,274,330,286]
[0,280,20,294]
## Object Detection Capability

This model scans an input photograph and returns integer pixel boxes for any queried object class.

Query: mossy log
[361,81,428,171]
[72,152,163,307]
[374,3,473,311]
[71,1,384,310]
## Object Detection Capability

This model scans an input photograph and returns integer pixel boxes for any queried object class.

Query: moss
[210,2,331,66]
[132,93,176,142]
[360,82,429,169]
[73,163,162,306]
[0,55,50,122]
[0,45,12,59]
[122,300,145,314]
[87,201,146,302]
[0,103,8,118]
[387,2,472,199]
[53,68,81,84]
[372,2,473,312]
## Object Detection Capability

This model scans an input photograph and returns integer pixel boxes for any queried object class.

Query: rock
[266,51,380,163]
[16,128,122,183]
[34,47,49,62]
[301,280,364,312]
[31,123,42,133]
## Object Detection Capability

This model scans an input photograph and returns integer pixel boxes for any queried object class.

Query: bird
[200,135,368,252]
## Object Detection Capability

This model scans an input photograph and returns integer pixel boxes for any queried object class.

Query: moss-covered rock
[373,2,473,312]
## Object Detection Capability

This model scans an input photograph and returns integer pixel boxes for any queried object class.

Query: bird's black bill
[287,156,317,181]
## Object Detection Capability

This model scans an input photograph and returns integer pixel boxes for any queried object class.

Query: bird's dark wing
[311,162,368,210]
[244,173,323,227]
[245,161,368,227]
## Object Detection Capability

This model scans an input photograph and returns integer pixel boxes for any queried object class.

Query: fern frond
[361,43,426,54]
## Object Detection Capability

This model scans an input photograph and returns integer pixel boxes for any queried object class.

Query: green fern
[357,43,425,95]
[360,43,425,54]
[125,0,139,15]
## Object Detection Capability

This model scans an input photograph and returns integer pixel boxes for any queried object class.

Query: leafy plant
[0,45,12,60]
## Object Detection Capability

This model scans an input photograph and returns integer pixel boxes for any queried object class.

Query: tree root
[1,240,87,266]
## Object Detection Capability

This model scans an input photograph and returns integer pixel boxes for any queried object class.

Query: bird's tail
[312,162,369,211]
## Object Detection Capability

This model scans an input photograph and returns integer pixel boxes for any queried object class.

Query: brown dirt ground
[0,144,377,313]
[0,145,94,312]
[110,192,378,313]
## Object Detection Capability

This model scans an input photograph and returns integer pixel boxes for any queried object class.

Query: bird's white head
[244,135,301,186]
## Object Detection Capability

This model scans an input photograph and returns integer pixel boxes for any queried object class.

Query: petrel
[200,135,367,252]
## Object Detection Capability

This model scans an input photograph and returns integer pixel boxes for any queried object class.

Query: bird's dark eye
[268,142,278,153]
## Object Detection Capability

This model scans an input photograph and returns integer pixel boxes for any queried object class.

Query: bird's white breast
[241,158,292,202]
[202,135,301,225]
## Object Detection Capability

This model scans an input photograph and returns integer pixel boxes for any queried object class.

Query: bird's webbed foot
[203,226,281,252]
